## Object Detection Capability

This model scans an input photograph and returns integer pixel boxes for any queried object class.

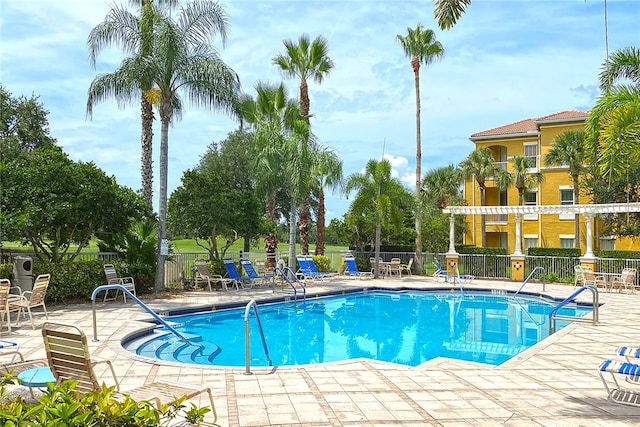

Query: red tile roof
[470,110,589,139]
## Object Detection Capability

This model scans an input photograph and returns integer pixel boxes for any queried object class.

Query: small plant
[0,378,211,426]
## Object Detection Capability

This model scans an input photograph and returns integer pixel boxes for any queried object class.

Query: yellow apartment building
[461,110,639,254]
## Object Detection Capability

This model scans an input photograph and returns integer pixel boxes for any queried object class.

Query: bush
[311,255,333,272]
[0,374,209,426]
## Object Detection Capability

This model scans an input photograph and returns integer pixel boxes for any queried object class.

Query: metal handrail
[274,266,306,301]
[513,266,546,297]
[549,285,599,333]
[91,284,197,347]
[244,299,272,375]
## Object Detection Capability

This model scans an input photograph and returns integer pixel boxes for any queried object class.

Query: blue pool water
[127,290,592,367]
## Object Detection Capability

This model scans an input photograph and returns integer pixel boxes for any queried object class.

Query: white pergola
[442,203,640,258]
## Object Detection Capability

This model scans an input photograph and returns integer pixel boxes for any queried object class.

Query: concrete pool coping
[4,275,640,426]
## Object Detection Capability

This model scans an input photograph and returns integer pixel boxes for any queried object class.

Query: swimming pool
[124,290,592,367]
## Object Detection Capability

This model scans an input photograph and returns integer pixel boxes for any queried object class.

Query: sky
[1,0,639,223]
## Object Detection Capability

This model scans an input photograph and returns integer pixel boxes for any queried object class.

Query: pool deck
[4,275,640,426]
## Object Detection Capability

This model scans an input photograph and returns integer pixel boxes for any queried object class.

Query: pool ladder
[513,266,546,297]
[274,266,306,301]
[244,299,272,375]
[549,285,599,333]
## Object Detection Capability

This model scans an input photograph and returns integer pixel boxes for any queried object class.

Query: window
[524,191,538,220]
[524,144,537,169]
[524,236,538,253]
[559,188,574,220]
[600,237,616,251]
[560,189,574,205]
[560,237,574,248]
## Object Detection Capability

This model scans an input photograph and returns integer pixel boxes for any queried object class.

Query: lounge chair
[42,321,217,421]
[598,359,640,407]
[240,259,273,286]
[194,259,237,291]
[297,255,336,281]
[1,342,49,398]
[343,255,373,279]
[0,279,21,333]
[610,268,637,293]
[9,273,50,329]
[102,264,136,302]
[305,256,338,279]
[399,258,413,276]
[223,258,256,289]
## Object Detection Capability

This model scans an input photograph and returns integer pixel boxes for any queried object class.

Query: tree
[460,147,498,248]
[397,24,444,275]
[168,132,263,260]
[587,47,640,184]
[496,155,543,206]
[344,159,412,278]
[87,0,180,206]
[1,144,146,261]
[89,1,240,291]
[544,129,587,249]
[272,34,334,255]
[311,147,343,256]
[434,0,472,30]
[0,84,56,151]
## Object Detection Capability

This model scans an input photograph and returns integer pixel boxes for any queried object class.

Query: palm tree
[344,159,411,278]
[587,47,640,184]
[397,24,444,275]
[311,148,343,256]
[544,130,587,249]
[87,0,180,207]
[460,147,498,248]
[496,156,543,206]
[272,34,334,255]
[421,164,462,209]
[434,0,472,30]
[89,1,240,291]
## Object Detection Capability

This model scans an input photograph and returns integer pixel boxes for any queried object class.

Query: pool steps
[125,331,222,364]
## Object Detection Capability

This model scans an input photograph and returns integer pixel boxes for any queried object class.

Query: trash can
[13,255,33,294]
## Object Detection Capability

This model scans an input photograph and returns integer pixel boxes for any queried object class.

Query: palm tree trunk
[413,57,424,274]
[374,216,382,279]
[154,115,169,292]
[480,186,487,248]
[299,196,310,255]
[140,97,154,207]
[288,200,297,271]
[315,187,326,256]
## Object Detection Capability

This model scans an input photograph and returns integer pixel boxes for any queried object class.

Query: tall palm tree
[344,159,411,278]
[272,34,334,255]
[311,147,343,256]
[460,147,498,248]
[496,156,543,206]
[397,24,444,275]
[87,0,180,207]
[89,1,240,291]
[544,130,587,249]
[434,0,472,30]
[587,47,640,183]
[421,164,462,209]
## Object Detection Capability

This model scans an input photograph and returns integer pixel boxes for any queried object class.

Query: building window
[600,237,615,251]
[524,237,538,253]
[560,189,574,205]
[524,144,537,169]
[559,188,574,220]
[560,237,574,248]
[524,191,538,220]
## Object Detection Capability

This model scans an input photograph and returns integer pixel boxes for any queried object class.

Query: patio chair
[0,279,20,333]
[343,255,373,279]
[102,264,136,302]
[399,258,413,276]
[610,268,637,293]
[1,342,49,398]
[574,265,606,290]
[42,321,217,421]
[388,258,402,277]
[223,258,254,289]
[598,359,640,407]
[194,259,237,292]
[9,273,50,329]
[240,259,273,287]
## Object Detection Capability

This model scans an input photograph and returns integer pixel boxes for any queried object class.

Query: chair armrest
[90,356,120,391]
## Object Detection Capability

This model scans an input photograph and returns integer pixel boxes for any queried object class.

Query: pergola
[442,202,640,259]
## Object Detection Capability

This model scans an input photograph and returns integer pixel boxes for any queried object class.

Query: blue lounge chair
[296,255,334,280]
[240,259,273,287]
[343,255,373,279]
[598,359,640,406]
[222,258,255,289]
[432,258,473,283]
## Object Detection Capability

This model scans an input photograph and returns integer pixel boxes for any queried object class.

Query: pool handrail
[244,299,272,375]
[513,266,546,297]
[274,266,306,301]
[549,285,599,333]
[91,284,197,348]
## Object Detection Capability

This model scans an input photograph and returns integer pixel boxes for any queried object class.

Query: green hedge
[528,247,581,257]
[456,245,507,255]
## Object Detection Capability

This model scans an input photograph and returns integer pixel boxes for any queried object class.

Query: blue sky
[1,0,638,222]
